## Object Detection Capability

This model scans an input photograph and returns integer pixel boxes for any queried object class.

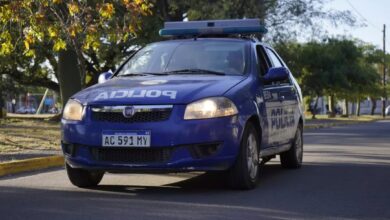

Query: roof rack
[159,19,267,39]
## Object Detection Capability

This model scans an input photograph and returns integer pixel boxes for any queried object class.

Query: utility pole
[382,24,387,118]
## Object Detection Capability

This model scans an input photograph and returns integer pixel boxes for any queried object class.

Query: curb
[0,155,64,177]
[6,113,55,120]
[304,122,353,130]
[304,120,377,130]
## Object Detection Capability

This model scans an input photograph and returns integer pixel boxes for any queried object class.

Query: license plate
[102,131,151,147]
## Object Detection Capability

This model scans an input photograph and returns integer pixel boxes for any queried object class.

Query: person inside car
[226,50,244,75]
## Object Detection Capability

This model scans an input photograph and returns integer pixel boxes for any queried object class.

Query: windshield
[116,40,248,76]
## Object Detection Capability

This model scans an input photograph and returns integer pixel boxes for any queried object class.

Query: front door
[263,85,287,145]
[264,47,298,144]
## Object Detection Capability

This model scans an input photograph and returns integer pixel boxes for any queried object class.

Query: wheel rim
[295,127,303,163]
[247,133,259,179]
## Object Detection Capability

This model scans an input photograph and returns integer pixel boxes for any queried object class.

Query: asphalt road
[1,121,390,220]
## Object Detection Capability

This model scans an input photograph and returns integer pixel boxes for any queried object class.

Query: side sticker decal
[271,108,295,130]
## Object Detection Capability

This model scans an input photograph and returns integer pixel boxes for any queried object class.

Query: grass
[305,114,385,122]
[304,114,386,129]
[0,118,61,153]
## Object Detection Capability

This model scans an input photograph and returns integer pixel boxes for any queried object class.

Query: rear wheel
[66,163,104,188]
[280,125,303,169]
[227,122,260,190]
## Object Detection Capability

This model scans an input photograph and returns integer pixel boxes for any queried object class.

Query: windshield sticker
[94,90,177,101]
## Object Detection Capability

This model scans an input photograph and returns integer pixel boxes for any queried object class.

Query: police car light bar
[159,19,267,37]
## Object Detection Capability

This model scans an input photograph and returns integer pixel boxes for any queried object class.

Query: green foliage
[275,38,383,115]
[0,0,152,55]
[182,0,356,41]
[0,0,375,108]
[0,0,355,83]
[0,0,152,88]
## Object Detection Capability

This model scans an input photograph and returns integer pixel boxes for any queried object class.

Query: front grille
[91,110,171,123]
[90,147,173,163]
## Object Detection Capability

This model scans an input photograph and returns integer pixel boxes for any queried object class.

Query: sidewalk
[304,115,384,129]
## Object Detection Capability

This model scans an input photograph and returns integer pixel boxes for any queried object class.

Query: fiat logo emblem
[123,106,136,118]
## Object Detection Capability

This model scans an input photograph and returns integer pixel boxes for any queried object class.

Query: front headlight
[184,97,238,120]
[63,99,84,121]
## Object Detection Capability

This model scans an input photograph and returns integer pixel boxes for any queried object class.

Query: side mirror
[98,71,113,84]
[263,67,289,83]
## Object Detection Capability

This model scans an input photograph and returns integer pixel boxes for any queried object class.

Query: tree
[348,44,381,116]
[182,0,356,41]
[0,0,358,107]
[0,42,60,93]
[0,0,152,103]
[276,38,382,117]
[363,46,390,115]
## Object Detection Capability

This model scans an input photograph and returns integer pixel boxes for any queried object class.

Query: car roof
[153,37,271,48]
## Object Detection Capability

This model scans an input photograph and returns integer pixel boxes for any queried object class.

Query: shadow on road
[1,121,390,219]
[1,161,389,220]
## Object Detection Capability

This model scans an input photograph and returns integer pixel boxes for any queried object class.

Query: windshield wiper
[163,69,226,76]
[117,72,168,77]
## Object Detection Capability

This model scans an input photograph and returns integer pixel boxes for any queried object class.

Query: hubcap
[247,133,259,179]
[295,128,303,163]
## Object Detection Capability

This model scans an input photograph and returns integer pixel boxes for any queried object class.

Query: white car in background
[16,106,36,114]
[386,106,390,115]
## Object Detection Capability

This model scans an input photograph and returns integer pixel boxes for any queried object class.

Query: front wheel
[227,122,260,190]
[280,125,303,169]
[66,163,104,188]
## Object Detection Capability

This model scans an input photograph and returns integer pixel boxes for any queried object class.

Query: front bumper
[61,105,245,172]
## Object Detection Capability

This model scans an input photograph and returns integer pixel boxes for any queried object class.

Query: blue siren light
[159,19,267,37]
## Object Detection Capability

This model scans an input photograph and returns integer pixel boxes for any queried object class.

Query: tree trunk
[158,0,171,20]
[329,94,336,117]
[345,98,349,117]
[312,96,319,119]
[371,98,377,115]
[258,0,266,40]
[58,49,82,105]
[356,97,361,116]
[0,90,4,118]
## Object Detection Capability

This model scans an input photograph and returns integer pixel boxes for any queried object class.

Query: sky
[325,0,390,49]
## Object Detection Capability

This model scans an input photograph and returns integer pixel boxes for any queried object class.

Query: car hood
[72,75,246,105]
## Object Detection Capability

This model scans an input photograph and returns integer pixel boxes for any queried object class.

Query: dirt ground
[0,119,60,154]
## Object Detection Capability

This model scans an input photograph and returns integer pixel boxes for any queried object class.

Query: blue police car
[62,19,304,190]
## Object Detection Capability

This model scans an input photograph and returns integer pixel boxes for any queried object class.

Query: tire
[66,163,104,188]
[280,124,303,169]
[227,122,260,190]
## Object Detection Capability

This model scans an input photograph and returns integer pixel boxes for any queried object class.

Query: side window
[265,47,291,85]
[255,45,271,76]
[266,48,283,67]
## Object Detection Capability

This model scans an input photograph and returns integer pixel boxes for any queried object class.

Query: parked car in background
[16,106,36,114]
[48,106,59,114]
